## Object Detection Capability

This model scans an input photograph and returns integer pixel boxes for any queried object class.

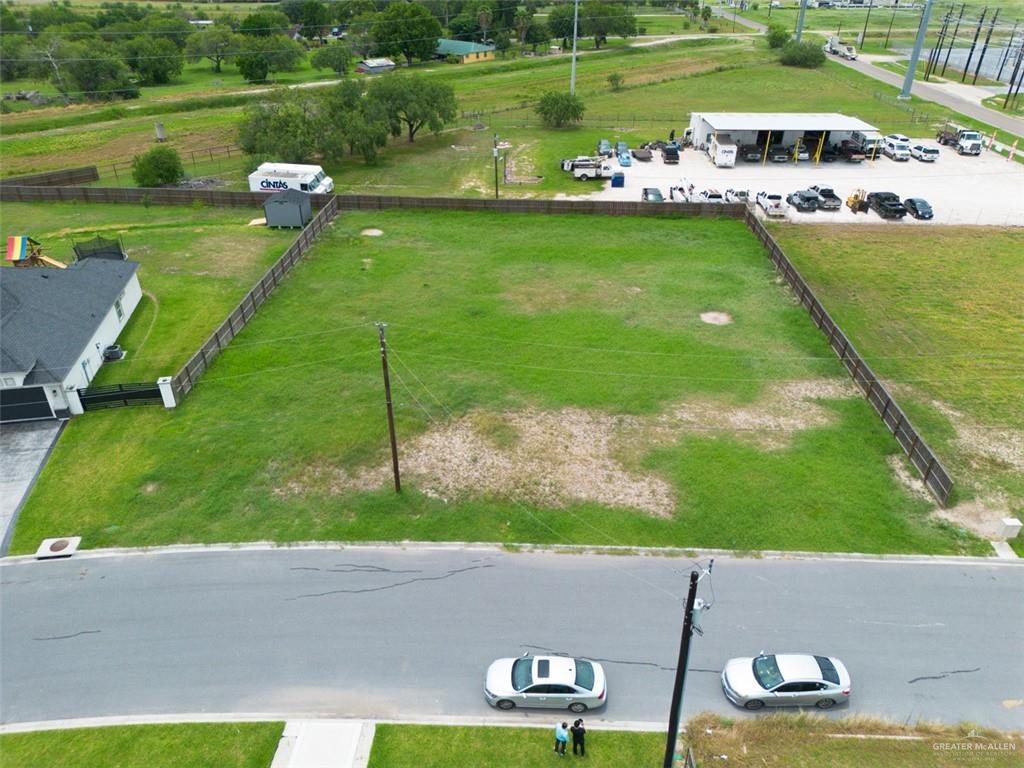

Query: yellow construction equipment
[846,189,868,214]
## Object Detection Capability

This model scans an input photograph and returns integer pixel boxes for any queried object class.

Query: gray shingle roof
[0,259,140,385]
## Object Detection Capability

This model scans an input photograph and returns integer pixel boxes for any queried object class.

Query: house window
[115,298,124,321]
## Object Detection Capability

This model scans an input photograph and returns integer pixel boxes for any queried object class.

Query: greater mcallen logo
[260,180,290,190]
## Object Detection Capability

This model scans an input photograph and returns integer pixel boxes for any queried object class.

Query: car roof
[776,654,827,681]
[533,656,578,685]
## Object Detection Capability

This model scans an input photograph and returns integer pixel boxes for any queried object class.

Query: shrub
[751,2,759,8]
[779,40,826,67]
[766,24,790,48]
[707,24,718,32]
[535,90,585,128]
[683,19,691,29]
[131,145,184,187]
[607,72,624,91]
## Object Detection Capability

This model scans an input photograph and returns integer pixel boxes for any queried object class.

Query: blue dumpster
[611,172,625,188]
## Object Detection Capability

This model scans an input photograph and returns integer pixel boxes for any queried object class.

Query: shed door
[0,387,54,423]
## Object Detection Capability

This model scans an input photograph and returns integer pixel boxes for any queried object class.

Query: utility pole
[884,9,897,49]
[569,0,580,95]
[924,9,951,80]
[376,322,401,493]
[795,0,807,41]
[663,563,712,768]
[860,0,874,49]
[972,9,998,84]
[493,134,500,199]
[1005,41,1024,109]
[996,23,1018,82]
[900,0,936,99]
[941,3,966,75]
[962,7,988,82]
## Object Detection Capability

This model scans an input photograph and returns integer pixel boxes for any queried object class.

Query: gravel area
[572,144,1024,226]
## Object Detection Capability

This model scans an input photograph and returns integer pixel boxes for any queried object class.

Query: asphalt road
[2,547,1022,730]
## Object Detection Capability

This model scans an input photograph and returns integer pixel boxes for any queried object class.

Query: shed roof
[1,259,139,384]
[693,112,879,132]
[436,38,496,55]
[265,188,310,205]
[359,58,396,68]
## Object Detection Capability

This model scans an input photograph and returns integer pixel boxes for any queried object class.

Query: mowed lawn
[0,723,283,768]
[773,225,1024,542]
[12,210,982,556]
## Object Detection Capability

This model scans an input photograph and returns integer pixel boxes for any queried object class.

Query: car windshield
[752,655,784,689]
[574,660,595,691]
[511,658,533,691]
[814,656,840,684]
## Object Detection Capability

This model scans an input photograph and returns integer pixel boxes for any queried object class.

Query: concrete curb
[2,539,1020,567]
[0,713,667,735]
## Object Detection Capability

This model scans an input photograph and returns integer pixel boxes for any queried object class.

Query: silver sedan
[721,653,851,710]
[485,654,607,713]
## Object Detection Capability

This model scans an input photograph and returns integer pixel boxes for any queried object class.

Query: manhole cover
[49,539,70,553]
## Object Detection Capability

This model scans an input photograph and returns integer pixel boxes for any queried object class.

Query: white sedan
[910,144,940,162]
[485,654,607,713]
[722,653,852,710]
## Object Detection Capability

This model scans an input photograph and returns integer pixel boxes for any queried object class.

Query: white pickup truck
[756,191,787,218]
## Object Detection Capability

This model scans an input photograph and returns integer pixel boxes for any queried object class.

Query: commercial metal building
[686,112,880,155]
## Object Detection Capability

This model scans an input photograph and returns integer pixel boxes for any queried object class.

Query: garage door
[0,387,54,423]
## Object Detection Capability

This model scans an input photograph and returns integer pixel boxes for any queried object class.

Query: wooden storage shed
[263,189,312,229]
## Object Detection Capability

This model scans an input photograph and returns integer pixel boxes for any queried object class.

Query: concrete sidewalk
[270,721,374,768]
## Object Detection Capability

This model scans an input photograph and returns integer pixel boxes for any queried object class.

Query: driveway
[0,421,62,554]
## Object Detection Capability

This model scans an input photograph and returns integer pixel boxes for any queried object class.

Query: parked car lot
[571,141,1022,225]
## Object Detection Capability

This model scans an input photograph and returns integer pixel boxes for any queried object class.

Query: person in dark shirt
[571,719,586,756]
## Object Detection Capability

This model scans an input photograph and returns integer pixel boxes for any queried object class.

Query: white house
[0,259,142,422]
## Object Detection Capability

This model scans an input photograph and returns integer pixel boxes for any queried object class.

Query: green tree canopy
[121,36,183,85]
[132,145,184,187]
[239,91,327,162]
[143,15,194,49]
[779,40,826,67]
[311,41,353,76]
[371,3,442,66]
[185,27,243,73]
[535,90,585,127]
[236,34,304,82]
[547,4,575,41]
[239,11,292,37]
[367,74,457,142]
[580,2,636,49]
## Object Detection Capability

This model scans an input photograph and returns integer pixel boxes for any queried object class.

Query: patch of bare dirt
[930,400,1024,472]
[141,482,161,494]
[361,228,383,237]
[887,455,933,502]
[700,311,733,325]
[932,495,1016,540]
[275,379,860,515]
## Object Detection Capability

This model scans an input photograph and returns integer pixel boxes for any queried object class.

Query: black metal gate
[78,382,162,411]
[0,386,54,423]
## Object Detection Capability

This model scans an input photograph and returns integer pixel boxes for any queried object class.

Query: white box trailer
[248,163,334,194]
[708,133,737,167]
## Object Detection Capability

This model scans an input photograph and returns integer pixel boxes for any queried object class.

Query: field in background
[0,722,283,768]
[10,209,983,556]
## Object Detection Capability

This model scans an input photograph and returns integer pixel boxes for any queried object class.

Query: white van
[248,163,334,194]
[882,139,911,161]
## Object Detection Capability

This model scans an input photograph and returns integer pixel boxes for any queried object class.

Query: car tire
[743,700,765,711]
[569,703,588,713]
[815,698,836,709]
[496,700,516,711]
[578,174,589,181]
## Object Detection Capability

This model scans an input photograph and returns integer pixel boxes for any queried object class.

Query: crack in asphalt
[33,630,101,641]
[289,564,494,599]
[908,667,981,684]
[290,564,422,575]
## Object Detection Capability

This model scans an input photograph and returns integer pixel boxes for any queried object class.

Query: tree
[185,27,243,73]
[514,8,533,42]
[0,36,32,82]
[239,91,326,162]
[371,3,442,66]
[700,5,712,25]
[236,34,304,82]
[311,42,353,76]
[322,80,390,162]
[535,90,585,127]
[581,2,636,49]
[367,74,456,142]
[346,12,378,58]
[477,5,493,41]
[547,4,575,41]
[524,20,550,51]
[335,0,377,26]
[143,15,194,49]
[121,36,183,85]
[37,38,139,101]
[779,40,826,67]
[282,0,331,35]
[239,11,292,37]
[766,23,790,48]
[494,30,512,55]
[132,145,184,187]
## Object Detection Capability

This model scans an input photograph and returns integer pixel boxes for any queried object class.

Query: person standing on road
[571,719,586,756]
[554,722,569,755]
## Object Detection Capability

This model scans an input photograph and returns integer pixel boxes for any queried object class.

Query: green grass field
[0,203,297,383]
[10,209,985,556]
[0,723,283,768]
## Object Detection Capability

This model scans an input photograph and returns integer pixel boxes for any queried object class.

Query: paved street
[2,546,1021,730]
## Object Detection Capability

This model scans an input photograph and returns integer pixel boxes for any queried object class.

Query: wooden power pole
[376,322,401,493]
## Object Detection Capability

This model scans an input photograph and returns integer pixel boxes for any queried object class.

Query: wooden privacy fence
[743,209,954,506]
[169,195,340,399]
[0,166,99,187]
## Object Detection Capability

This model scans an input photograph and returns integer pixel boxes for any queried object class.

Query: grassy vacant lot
[0,722,283,768]
[686,712,1024,767]
[772,225,1024,548]
[367,724,663,767]
[0,202,297,383]
[11,209,984,556]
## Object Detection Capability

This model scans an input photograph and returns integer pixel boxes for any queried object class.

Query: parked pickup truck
[572,161,614,180]
[936,125,983,155]
[839,140,865,163]
[561,156,601,172]
[809,185,842,210]
[866,191,908,219]
[756,191,787,218]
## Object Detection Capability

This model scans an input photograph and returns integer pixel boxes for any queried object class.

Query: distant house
[0,259,142,423]
[435,38,496,64]
[356,58,397,74]
[188,19,214,27]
